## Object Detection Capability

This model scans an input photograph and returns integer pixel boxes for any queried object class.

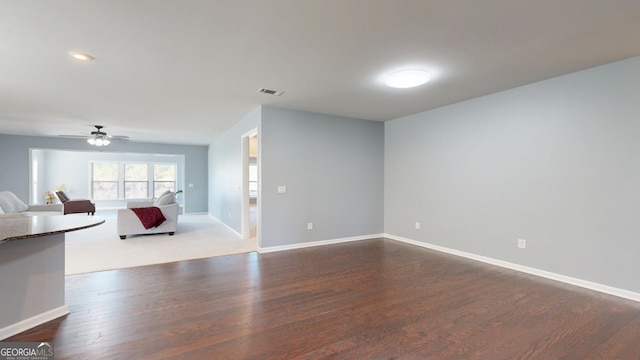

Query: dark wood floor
[7,238,640,359]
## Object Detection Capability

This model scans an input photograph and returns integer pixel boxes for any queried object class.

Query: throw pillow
[153,191,175,206]
[152,190,170,205]
[0,191,29,213]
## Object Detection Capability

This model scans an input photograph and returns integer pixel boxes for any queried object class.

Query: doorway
[241,130,259,242]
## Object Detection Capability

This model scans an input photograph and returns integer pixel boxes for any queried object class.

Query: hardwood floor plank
[6,238,640,359]
[589,315,640,359]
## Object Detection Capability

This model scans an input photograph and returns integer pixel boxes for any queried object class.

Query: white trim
[257,234,384,253]
[0,306,69,341]
[384,233,640,303]
[241,128,259,139]
[240,132,250,239]
[208,214,242,237]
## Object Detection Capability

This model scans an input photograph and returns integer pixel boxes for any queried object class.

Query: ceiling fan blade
[58,135,91,139]
[108,135,130,139]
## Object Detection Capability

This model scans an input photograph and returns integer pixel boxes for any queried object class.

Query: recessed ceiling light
[69,51,94,61]
[385,69,431,88]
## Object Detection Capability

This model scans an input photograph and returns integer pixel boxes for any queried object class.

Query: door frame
[240,129,259,242]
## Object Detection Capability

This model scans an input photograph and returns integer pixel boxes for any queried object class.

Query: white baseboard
[384,233,640,303]
[208,214,242,237]
[0,306,70,341]
[257,234,384,253]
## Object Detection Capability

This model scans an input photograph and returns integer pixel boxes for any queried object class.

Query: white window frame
[124,163,149,199]
[152,163,178,198]
[90,161,178,200]
[91,161,120,200]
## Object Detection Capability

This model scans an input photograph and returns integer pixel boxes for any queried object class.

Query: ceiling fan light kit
[87,137,110,146]
[87,125,112,146]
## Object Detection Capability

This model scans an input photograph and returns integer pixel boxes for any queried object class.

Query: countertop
[0,214,105,243]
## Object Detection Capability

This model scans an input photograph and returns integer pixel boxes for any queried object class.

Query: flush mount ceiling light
[68,51,94,61]
[385,69,432,88]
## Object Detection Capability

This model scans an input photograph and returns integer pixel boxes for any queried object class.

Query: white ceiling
[1,0,639,145]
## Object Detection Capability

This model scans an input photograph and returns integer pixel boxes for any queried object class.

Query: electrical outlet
[518,239,526,249]
[307,222,313,230]
[415,222,421,230]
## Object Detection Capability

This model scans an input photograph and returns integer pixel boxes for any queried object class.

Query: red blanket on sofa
[130,207,166,229]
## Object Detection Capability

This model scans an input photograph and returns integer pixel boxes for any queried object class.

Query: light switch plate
[277,186,287,194]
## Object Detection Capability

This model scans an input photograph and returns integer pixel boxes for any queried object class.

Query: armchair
[117,191,179,239]
[56,191,96,215]
[117,201,179,239]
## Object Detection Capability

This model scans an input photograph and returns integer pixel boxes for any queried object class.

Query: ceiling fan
[59,125,130,146]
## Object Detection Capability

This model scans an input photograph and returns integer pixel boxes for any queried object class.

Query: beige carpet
[65,212,256,275]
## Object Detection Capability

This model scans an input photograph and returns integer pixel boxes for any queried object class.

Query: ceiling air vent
[257,88,285,96]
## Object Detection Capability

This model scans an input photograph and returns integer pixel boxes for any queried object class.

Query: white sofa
[0,191,62,216]
[117,198,179,239]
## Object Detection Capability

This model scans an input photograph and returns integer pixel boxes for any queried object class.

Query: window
[153,164,176,197]
[124,164,148,199]
[90,161,177,200]
[92,162,119,199]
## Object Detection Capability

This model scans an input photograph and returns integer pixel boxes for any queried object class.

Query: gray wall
[0,135,208,213]
[208,107,260,231]
[260,106,384,247]
[385,56,640,293]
